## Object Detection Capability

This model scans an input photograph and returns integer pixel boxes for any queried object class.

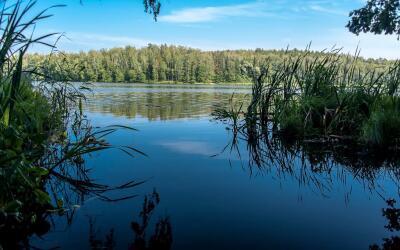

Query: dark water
[35,83,399,250]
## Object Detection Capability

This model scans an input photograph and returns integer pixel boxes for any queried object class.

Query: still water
[36,83,399,250]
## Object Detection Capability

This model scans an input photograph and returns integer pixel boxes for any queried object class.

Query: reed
[0,1,145,248]
[223,47,400,148]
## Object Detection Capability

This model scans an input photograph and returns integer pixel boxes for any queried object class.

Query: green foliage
[362,97,400,145]
[143,0,161,20]
[26,44,393,84]
[216,48,400,148]
[277,106,304,137]
[348,0,400,36]
[0,1,147,248]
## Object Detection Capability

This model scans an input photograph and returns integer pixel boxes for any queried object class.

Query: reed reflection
[89,190,172,250]
[214,101,400,197]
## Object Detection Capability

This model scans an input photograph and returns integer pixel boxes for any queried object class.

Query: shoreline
[87,81,254,86]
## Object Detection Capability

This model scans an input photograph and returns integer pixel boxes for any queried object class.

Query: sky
[30,0,400,59]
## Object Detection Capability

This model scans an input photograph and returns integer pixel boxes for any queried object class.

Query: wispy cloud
[316,29,400,59]
[29,1,398,59]
[30,32,158,53]
[159,1,270,23]
[159,0,352,24]
[29,28,400,60]
[309,4,347,16]
[64,33,154,48]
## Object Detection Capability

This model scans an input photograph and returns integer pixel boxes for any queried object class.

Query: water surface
[36,83,399,250]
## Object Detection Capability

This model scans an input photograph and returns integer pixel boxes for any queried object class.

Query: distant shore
[89,81,254,86]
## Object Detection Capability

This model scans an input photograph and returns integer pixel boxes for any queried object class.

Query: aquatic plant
[213,47,400,195]
[0,1,146,248]
[216,47,400,148]
[362,96,400,146]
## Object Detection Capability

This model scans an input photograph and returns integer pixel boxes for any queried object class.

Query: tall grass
[0,1,145,248]
[212,47,400,197]
[218,47,400,148]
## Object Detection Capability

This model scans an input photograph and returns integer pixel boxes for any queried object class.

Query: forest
[3,0,400,249]
[26,44,394,84]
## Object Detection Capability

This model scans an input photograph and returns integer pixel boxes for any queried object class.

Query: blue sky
[31,0,400,59]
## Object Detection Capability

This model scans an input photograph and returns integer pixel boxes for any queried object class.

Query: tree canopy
[143,0,161,20]
[347,0,400,36]
[26,45,392,84]
[78,0,161,20]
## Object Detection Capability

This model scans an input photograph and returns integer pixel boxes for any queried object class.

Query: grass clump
[0,1,145,248]
[362,96,400,146]
[216,47,400,149]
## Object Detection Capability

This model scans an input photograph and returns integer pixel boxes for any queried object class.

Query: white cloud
[159,1,270,23]
[29,29,400,60]
[324,30,400,59]
[63,33,154,49]
[29,32,158,53]
[28,1,399,59]
[159,0,353,24]
[309,4,347,16]
[270,29,400,59]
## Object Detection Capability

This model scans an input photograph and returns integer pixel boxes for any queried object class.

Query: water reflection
[85,84,250,120]
[89,190,172,250]
[214,102,400,248]
[216,114,400,199]
[371,199,400,250]
[10,83,400,249]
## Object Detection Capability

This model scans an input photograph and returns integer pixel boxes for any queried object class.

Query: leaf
[2,105,9,127]
[4,200,23,213]
[34,189,51,204]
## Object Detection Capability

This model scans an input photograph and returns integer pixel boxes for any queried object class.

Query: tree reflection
[89,190,172,250]
[86,89,250,121]
[370,199,400,250]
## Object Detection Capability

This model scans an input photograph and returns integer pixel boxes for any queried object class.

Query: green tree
[26,44,393,84]
[347,0,400,36]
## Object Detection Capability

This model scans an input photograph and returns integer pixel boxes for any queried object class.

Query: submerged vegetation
[26,44,393,84]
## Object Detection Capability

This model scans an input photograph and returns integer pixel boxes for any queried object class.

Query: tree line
[25,44,394,84]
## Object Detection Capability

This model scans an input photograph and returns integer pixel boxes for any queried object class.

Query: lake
[34,83,399,250]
